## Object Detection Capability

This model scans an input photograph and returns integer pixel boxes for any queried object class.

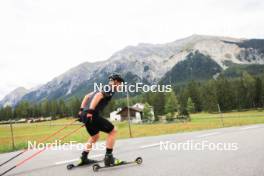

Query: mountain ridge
[1,34,264,107]
[0,87,29,107]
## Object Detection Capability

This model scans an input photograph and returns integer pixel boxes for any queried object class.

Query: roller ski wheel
[92,157,143,172]
[135,157,143,165]
[66,159,102,170]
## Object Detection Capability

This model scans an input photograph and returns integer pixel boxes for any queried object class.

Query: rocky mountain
[160,50,223,84]
[21,62,104,102]
[0,87,29,107]
[2,34,264,105]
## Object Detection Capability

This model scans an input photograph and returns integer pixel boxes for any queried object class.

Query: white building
[110,103,154,123]
[109,108,122,122]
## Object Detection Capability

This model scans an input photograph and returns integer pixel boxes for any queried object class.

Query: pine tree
[50,100,58,118]
[201,80,218,112]
[164,91,178,115]
[254,77,263,108]
[241,71,255,108]
[14,101,30,119]
[186,97,195,113]
[58,99,66,117]
[41,100,50,117]
[143,103,153,121]
[0,106,13,120]
[187,81,202,112]
[152,92,165,118]
[68,97,81,117]
[164,90,178,121]
[216,76,235,111]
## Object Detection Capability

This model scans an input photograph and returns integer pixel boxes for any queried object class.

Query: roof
[117,106,143,114]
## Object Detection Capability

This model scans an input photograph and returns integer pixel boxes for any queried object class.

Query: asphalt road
[0,124,264,176]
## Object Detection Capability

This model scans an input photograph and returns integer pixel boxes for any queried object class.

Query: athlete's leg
[106,128,117,150]
[104,128,118,166]
[79,133,99,164]
[93,116,115,165]
[95,116,120,166]
[79,119,100,164]
[86,133,100,152]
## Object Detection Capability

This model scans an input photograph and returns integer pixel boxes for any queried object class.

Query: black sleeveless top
[84,90,114,115]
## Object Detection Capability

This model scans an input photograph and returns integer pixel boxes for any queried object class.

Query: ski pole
[0,124,84,176]
[0,119,78,167]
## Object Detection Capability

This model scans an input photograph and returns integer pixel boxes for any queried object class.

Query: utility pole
[126,91,132,138]
[9,120,15,150]
[217,104,224,127]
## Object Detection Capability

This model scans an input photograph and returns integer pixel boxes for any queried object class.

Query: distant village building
[27,117,52,123]
[110,103,154,123]
[110,108,122,121]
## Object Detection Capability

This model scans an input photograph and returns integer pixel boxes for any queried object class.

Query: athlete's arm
[80,92,93,109]
[89,92,104,109]
[87,92,104,118]
[78,92,93,116]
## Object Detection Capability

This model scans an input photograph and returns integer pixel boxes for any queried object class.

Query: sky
[0,0,264,99]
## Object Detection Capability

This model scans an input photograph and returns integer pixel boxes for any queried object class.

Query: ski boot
[77,153,97,166]
[104,153,123,167]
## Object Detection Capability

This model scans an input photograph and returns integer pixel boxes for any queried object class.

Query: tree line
[0,71,263,121]
[127,72,264,120]
[102,72,264,120]
[0,98,81,121]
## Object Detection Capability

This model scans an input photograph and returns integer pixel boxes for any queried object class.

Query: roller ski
[92,154,143,172]
[67,152,102,170]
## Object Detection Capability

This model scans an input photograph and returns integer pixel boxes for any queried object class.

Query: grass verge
[0,110,264,153]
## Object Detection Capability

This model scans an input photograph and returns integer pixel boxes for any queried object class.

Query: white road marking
[140,143,160,149]
[140,142,166,149]
[55,158,79,165]
[240,126,260,130]
[54,154,104,165]
[196,132,220,138]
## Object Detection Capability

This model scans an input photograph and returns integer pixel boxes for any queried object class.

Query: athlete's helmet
[108,73,124,83]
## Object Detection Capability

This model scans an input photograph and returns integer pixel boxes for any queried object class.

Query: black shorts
[82,113,114,136]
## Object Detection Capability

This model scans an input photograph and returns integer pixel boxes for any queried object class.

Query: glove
[81,109,95,125]
[76,112,82,122]
[76,108,84,122]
